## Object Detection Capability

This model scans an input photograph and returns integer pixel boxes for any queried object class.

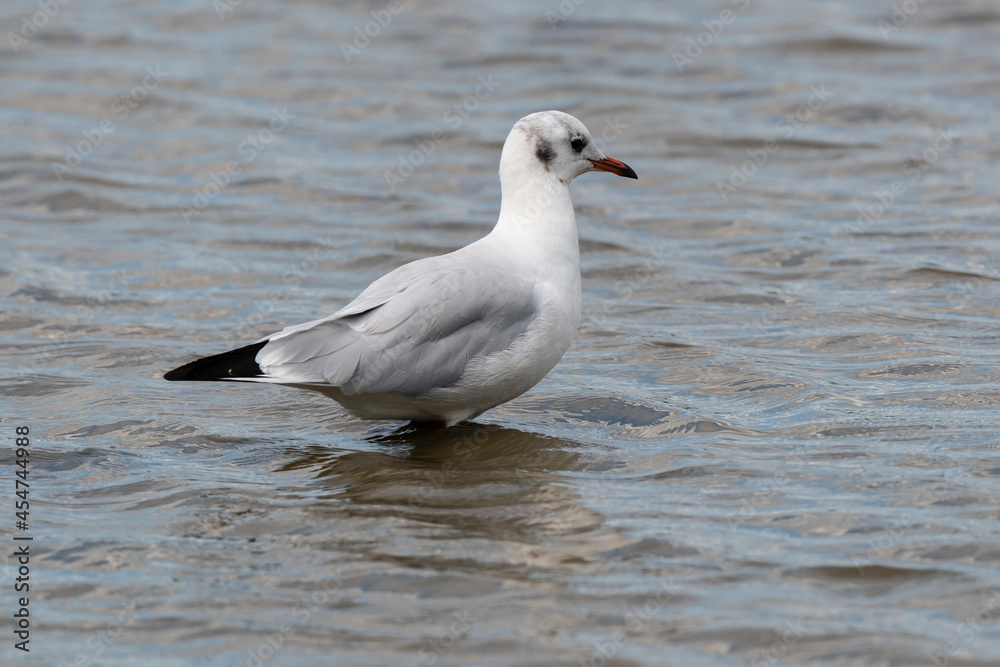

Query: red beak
[589,156,638,179]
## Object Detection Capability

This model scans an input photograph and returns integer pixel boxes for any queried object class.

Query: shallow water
[3,0,1000,665]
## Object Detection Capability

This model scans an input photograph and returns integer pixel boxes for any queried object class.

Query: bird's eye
[570,136,587,153]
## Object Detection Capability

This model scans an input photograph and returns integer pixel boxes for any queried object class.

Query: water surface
[3,0,1000,665]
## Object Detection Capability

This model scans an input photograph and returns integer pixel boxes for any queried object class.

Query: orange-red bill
[589,156,638,179]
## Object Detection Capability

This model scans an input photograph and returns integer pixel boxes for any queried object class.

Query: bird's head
[500,110,637,186]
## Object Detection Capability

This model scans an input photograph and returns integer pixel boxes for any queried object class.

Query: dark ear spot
[570,135,587,153]
[535,138,555,170]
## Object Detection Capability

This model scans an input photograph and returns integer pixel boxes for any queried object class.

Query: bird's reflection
[279,422,628,571]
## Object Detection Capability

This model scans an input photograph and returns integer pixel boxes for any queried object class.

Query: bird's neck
[493,169,579,266]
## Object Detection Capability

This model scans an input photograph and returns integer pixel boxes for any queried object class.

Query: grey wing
[255,260,537,397]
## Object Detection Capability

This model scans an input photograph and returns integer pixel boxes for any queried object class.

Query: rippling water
[4,0,1000,665]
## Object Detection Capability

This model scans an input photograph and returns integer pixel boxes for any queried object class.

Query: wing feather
[255,252,537,397]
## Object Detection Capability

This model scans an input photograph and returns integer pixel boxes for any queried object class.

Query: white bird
[165,110,637,426]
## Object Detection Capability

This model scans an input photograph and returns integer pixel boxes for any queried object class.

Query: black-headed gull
[165,110,637,425]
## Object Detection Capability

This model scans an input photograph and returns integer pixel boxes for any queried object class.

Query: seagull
[164,110,637,426]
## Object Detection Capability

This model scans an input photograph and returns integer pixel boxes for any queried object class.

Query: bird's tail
[163,341,268,381]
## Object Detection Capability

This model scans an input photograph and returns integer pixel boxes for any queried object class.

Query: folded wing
[255,255,537,397]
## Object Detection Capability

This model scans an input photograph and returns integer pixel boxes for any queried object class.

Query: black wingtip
[164,341,268,382]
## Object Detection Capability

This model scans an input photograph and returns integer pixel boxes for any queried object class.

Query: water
[3,0,1000,664]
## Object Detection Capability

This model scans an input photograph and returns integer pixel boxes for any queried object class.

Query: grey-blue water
[3,0,1000,665]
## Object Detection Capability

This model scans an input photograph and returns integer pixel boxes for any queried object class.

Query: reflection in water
[280,422,630,571]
